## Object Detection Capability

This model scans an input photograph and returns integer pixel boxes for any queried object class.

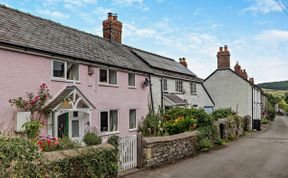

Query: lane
[125,116,288,178]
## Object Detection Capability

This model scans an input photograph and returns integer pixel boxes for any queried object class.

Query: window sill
[129,128,138,132]
[98,83,119,88]
[51,78,81,84]
[101,131,120,136]
[128,86,137,89]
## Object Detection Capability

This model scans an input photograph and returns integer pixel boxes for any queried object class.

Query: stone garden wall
[142,131,199,168]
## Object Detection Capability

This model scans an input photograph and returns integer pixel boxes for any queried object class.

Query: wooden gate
[118,135,137,172]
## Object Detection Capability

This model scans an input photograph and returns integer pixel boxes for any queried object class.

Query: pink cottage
[0,6,152,139]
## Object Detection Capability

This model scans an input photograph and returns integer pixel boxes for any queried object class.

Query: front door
[58,113,69,138]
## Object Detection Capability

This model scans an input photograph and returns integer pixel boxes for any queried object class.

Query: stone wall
[143,131,199,168]
[214,117,244,140]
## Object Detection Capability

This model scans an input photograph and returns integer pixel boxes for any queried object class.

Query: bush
[212,108,236,120]
[164,116,196,135]
[267,103,276,121]
[197,125,218,141]
[108,135,119,151]
[214,138,224,145]
[83,132,102,146]
[51,147,118,177]
[139,113,164,137]
[199,138,213,151]
[261,117,269,124]
[0,137,50,178]
[39,137,82,152]
[163,107,213,128]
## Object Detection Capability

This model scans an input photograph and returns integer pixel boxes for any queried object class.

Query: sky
[1,0,288,83]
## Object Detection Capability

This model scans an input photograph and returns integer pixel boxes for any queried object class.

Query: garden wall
[142,131,199,168]
[214,117,245,140]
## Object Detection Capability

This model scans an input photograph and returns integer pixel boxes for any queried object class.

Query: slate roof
[125,46,203,82]
[164,93,188,106]
[0,5,152,73]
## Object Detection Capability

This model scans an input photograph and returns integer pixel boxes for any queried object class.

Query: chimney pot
[108,12,113,19]
[219,47,223,52]
[113,14,118,20]
[103,12,122,43]
[224,45,228,51]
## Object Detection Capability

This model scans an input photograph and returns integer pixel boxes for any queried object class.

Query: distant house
[204,45,267,130]
[126,47,215,114]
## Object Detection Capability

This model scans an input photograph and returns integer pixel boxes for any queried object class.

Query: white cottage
[126,46,215,114]
[204,45,264,130]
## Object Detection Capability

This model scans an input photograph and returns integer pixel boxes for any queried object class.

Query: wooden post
[137,132,144,168]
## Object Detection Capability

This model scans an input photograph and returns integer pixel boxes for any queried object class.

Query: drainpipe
[252,86,254,130]
[160,75,164,114]
[149,74,155,115]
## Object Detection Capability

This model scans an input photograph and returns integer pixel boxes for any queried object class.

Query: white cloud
[36,9,69,19]
[256,29,288,42]
[241,0,282,14]
[111,0,149,11]
[93,6,113,20]
[42,0,97,8]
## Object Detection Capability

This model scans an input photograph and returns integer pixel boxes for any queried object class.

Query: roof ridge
[124,44,176,62]
[0,4,112,44]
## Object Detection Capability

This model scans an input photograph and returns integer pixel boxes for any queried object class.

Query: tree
[284,93,288,104]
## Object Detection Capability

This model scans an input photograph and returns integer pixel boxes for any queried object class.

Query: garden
[1,84,119,178]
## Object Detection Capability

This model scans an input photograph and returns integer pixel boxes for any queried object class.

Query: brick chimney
[242,69,248,79]
[249,77,254,84]
[217,45,230,69]
[179,57,188,68]
[234,62,241,75]
[102,13,122,43]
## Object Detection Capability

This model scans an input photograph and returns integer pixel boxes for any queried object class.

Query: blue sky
[1,0,288,83]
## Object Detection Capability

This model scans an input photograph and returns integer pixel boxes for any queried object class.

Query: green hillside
[258,81,288,90]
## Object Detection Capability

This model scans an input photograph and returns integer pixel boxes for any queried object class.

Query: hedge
[0,137,118,178]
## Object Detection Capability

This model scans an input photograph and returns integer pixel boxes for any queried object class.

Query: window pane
[72,120,79,137]
[53,61,65,78]
[100,69,108,83]
[67,62,79,80]
[129,109,136,129]
[109,70,117,85]
[100,111,108,132]
[163,79,167,91]
[128,73,135,86]
[109,110,118,132]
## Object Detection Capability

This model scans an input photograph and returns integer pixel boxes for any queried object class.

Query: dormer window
[52,60,79,81]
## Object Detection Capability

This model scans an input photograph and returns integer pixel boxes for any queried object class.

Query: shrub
[163,107,213,127]
[23,120,42,139]
[212,108,236,120]
[243,115,251,131]
[83,132,102,146]
[51,147,118,177]
[267,103,276,121]
[261,117,269,124]
[139,113,165,137]
[39,137,82,152]
[197,125,218,141]
[199,138,213,151]
[0,137,51,178]
[164,116,196,135]
[108,135,119,151]
[214,138,224,145]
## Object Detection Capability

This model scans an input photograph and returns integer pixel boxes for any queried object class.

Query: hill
[258,81,288,90]
[262,89,287,98]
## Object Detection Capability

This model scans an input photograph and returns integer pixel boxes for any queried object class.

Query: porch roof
[163,93,188,106]
[47,86,95,110]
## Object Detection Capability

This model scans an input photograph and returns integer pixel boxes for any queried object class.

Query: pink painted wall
[0,48,150,136]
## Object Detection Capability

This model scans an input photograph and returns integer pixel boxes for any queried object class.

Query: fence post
[137,132,144,168]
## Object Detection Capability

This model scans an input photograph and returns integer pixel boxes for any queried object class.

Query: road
[124,116,288,178]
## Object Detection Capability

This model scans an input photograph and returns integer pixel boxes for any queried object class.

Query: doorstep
[118,168,144,177]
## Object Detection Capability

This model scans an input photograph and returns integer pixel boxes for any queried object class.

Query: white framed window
[175,80,183,93]
[128,73,136,87]
[99,69,118,85]
[52,60,79,81]
[129,109,137,130]
[100,110,118,133]
[163,78,168,91]
[190,82,197,94]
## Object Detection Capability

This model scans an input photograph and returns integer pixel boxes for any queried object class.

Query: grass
[262,89,288,98]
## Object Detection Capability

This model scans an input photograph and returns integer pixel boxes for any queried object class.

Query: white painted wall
[150,75,214,113]
[204,70,252,117]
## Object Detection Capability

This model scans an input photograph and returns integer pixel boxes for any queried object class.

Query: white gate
[119,135,137,172]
